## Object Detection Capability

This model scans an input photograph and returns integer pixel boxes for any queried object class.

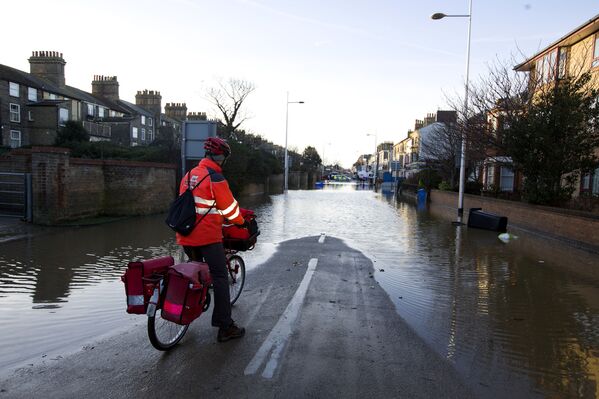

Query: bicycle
[146,248,246,351]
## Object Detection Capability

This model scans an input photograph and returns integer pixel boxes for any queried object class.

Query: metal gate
[0,172,32,221]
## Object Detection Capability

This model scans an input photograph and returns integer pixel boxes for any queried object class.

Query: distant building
[394,110,457,179]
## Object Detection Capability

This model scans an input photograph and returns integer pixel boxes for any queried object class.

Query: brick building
[0,51,127,147]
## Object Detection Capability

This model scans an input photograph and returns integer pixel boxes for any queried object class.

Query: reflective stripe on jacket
[176,158,245,246]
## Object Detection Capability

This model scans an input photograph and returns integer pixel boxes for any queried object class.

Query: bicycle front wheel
[147,311,189,351]
[227,255,246,305]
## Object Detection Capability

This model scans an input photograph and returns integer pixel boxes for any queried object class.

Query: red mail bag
[161,262,212,325]
[121,256,174,314]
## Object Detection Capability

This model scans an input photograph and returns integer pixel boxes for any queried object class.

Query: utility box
[467,208,508,232]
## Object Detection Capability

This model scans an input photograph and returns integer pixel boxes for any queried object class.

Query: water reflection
[0,186,597,399]
[0,216,180,305]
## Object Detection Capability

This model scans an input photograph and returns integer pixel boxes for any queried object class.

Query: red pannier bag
[223,208,259,251]
[161,262,212,325]
[121,256,174,314]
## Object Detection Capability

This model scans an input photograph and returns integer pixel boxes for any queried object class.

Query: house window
[141,115,146,125]
[486,165,495,189]
[132,127,138,139]
[9,130,21,148]
[141,128,146,140]
[28,111,34,121]
[148,129,153,141]
[593,35,599,68]
[87,103,95,117]
[536,50,557,84]
[59,108,69,126]
[9,103,20,123]
[28,87,37,101]
[499,166,514,192]
[148,118,153,127]
[582,168,599,195]
[109,110,116,117]
[9,82,19,97]
[558,47,568,79]
[49,93,57,100]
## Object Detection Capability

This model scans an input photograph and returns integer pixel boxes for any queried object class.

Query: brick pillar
[31,147,70,224]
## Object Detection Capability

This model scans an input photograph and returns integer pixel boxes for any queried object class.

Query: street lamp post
[366,133,377,187]
[432,0,473,225]
[284,92,304,193]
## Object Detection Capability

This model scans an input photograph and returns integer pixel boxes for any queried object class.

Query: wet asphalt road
[0,236,473,399]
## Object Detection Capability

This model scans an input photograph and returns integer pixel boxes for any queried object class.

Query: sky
[3,0,598,167]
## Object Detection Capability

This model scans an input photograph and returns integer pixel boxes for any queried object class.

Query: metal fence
[0,172,32,221]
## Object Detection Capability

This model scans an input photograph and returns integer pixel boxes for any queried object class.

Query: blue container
[417,189,427,206]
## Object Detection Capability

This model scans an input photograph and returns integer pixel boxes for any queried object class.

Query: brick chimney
[92,75,119,101]
[29,51,66,87]
[165,103,188,121]
[187,112,207,121]
[136,89,162,116]
[424,113,436,126]
[414,119,424,130]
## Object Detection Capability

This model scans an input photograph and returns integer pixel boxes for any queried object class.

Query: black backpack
[165,171,214,236]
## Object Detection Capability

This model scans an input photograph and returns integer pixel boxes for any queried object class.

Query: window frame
[9,130,22,148]
[141,115,146,125]
[9,103,21,123]
[499,166,515,192]
[486,164,495,189]
[9,82,19,97]
[141,128,146,141]
[27,87,37,101]
[132,126,138,139]
[593,34,599,68]
[58,108,69,126]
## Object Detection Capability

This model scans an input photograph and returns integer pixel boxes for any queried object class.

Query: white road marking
[244,258,319,378]
[318,234,326,244]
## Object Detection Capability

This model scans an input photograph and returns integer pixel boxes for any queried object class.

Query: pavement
[0,235,474,399]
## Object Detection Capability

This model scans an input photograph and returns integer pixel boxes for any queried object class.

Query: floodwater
[1,185,598,398]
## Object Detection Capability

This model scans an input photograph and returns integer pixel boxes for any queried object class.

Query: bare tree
[206,78,256,140]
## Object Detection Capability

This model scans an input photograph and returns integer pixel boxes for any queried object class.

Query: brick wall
[100,160,175,215]
[430,189,599,250]
[2,147,175,224]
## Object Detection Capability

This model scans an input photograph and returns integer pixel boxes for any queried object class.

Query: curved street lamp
[431,0,473,225]
[284,92,304,193]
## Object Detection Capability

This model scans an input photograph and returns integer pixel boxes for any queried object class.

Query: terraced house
[513,14,599,197]
[0,51,178,149]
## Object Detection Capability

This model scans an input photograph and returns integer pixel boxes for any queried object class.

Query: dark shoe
[217,322,245,342]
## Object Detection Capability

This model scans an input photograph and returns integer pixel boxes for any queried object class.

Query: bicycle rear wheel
[227,255,245,305]
[147,311,189,351]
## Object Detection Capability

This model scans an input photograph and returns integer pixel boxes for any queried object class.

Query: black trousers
[183,243,232,329]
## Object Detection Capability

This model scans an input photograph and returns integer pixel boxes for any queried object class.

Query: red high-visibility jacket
[176,158,245,247]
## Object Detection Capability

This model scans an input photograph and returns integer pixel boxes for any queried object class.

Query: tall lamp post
[284,92,304,193]
[432,0,473,225]
[366,133,377,187]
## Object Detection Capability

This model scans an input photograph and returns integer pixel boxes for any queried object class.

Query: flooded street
[1,185,598,398]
